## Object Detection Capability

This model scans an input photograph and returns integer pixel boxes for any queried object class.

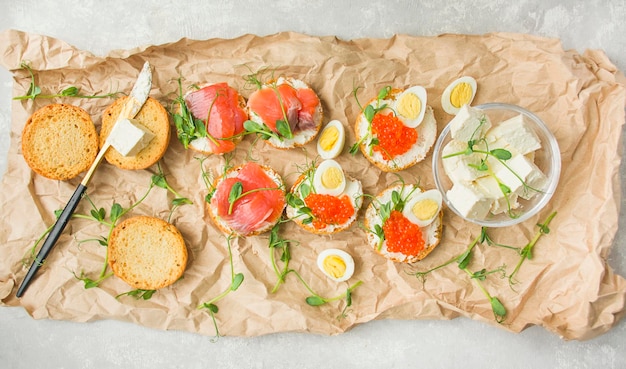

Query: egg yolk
[321,167,343,190]
[319,126,339,151]
[450,82,473,108]
[412,199,439,221]
[322,255,347,279]
[397,92,421,119]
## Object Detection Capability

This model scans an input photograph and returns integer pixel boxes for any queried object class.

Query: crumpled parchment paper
[0,30,624,340]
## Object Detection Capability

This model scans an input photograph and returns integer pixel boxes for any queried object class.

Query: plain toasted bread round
[246,77,323,149]
[22,103,98,180]
[100,96,170,170]
[364,184,443,263]
[354,88,437,172]
[286,171,362,234]
[207,164,286,236]
[108,216,188,290]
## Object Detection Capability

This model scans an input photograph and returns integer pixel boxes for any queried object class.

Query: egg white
[441,76,477,115]
[402,189,443,227]
[316,119,345,159]
[393,86,427,128]
[316,248,355,282]
[313,159,346,196]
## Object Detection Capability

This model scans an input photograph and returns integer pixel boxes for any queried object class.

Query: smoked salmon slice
[211,163,285,235]
[185,83,247,154]
[247,81,320,134]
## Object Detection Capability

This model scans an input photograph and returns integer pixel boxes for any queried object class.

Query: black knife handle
[16,184,87,297]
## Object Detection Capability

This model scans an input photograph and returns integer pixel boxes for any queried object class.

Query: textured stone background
[1,1,625,368]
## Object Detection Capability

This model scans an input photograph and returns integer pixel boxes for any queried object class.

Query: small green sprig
[13,61,121,101]
[349,85,391,155]
[116,289,156,300]
[170,77,209,149]
[267,222,363,319]
[226,181,283,215]
[508,211,557,287]
[198,234,245,341]
[409,211,557,323]
[152,162,193,222]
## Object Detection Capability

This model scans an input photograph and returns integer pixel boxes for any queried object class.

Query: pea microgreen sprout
[171,77,211,149]
[267,222,363,318]
[198,233,245,341]
[13,61,121,101]
[152,162,193,222]
[115,289,156,300]
[508,211,557,288]
[409,211,556,323]
[349,85,392,155]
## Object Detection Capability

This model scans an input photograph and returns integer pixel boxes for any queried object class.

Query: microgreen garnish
[508,211,557,287]
[267,222,363,319]
[170,77,213,149]
[226,181,283,215]
[409,211,557,323]
[349,85,391,155]
[116,289,156,300]
[152,162,193,222]
[13,61,121,101]
[198,233,245,341]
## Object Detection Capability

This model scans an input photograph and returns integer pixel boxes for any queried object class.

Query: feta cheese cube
[494,154,547,199]
[475,176,519,214]
[446,182,493,220]
[442,140,489,182]
[449,105,491,142]
[485,114,541,155]
[108,118,155,156]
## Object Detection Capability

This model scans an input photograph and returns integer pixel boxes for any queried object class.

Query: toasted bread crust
[22,103,98,180]
[207,164,286,236]
[108,216,188,290]
[100,96,170,170]
[364,184,443,263]
[354,89,437,172]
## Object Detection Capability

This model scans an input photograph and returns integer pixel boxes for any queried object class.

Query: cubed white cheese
[442,140,489,182]
[494,154,547,199]
[485,114,541,155]
[449,105,492,142]
[108,118,155,156]
[475,176,519,214]
[446,182,493,220]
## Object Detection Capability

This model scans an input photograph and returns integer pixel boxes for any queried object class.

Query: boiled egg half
[402,189,443,227]
[313,159,346,196]
[441,76,477,115]
[317,248,355,282]
[316,120,345,159]
[393,86,427,128]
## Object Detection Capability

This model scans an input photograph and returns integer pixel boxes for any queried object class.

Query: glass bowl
[432,103,561,227]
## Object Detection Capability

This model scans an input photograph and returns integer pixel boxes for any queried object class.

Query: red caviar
[371,112,418,160]
[383,210,425,255]
[305,193,355,229]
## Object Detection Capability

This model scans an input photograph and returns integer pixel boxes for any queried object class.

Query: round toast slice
[246,77,323,149]
[22,103,98,180]
[108,216,188,290]
[354,88,437,172]
[100,96,170,170]
[364,184,443,263]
